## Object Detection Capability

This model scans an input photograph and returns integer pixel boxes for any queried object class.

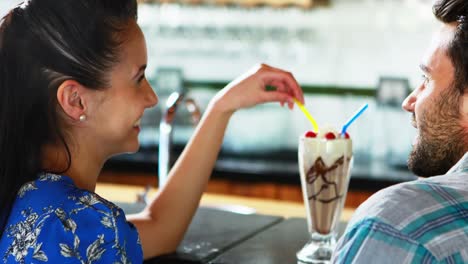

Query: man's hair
[434,0,468,91]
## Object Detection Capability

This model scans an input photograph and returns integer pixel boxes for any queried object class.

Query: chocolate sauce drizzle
[305,156,348,203]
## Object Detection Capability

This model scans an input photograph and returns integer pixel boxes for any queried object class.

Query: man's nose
[401,87,419,113]
[402,89,417,113]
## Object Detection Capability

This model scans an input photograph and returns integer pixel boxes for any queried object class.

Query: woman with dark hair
[0,0,303,262]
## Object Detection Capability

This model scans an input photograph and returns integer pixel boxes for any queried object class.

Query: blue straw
[340,103,369,136]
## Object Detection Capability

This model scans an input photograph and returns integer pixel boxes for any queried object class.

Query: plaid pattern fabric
[333,153,468,264]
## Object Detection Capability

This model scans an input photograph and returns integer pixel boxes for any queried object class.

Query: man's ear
[56,80,88,121]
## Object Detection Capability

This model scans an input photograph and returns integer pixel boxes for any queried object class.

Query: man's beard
[408,88,467,177]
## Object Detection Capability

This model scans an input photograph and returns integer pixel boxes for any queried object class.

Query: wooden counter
[97,182,356,263]
[99,170,374,209]
[95,182,355,221]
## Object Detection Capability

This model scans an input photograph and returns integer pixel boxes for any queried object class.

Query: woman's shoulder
[1,173,143,263]
[15,173,123,214]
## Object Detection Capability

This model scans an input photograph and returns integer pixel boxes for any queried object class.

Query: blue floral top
[0,173,143,263]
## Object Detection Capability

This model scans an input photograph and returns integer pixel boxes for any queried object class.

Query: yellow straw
[293,98,319,132]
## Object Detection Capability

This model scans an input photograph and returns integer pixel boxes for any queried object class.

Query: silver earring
[79,115,86,122]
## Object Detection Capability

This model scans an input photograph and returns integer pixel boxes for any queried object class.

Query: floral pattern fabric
[0,173,142,263]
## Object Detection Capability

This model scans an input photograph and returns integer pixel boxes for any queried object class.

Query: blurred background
[1,0,435,195]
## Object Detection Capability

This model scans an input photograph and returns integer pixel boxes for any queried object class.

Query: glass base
[296,233,336,264]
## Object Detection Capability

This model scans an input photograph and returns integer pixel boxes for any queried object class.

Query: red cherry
[325,132,336,140]
[305,131,317,138]
[344,132,350,139]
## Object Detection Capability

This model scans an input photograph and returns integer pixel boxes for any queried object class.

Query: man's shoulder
[349,180,433,227]
[342,172,468,261]
[350,172,468,226]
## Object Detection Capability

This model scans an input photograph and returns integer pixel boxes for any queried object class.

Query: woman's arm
[127,64,304,259]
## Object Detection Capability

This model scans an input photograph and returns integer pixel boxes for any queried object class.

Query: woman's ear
[56,80,88,122]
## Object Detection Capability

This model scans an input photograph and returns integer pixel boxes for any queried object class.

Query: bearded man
[333,1,468,263]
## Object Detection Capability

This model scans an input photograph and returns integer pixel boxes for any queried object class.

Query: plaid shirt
[333,153,468,264]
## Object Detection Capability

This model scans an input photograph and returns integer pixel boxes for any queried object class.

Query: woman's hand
[131,64,304,259]
[211,64,305,115]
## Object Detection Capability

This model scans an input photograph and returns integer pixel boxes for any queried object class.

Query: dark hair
[433,0,468,91]
[0,0,137,237]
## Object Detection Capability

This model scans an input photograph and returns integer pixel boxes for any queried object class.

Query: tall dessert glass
[297,132,353,263]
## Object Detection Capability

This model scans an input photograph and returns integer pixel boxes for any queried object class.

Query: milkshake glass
[296,132,353,263]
